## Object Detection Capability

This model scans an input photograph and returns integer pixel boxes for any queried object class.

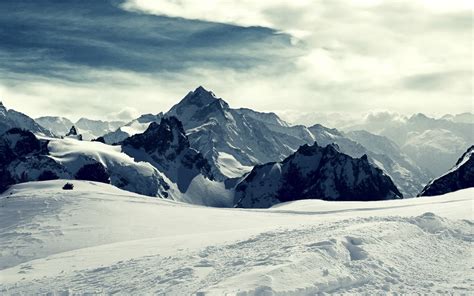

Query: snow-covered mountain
[166,86,315,180]
[401,128,469,177]
[36,116,74,136]
[235,142,402,208]
[100,113,163,144]
[345,112,474,176]
[419,146,474,196]
[344,130,432,197]
[0,128,69,192]
[36,116,126,140]
[75,118,125,141]
[121,116,232,206]
[0,127,171,198]
[48,137,172,198]
[306,125,430,197]
[0,102,53,137]
[163,87,431,197]
[122,117,212,190]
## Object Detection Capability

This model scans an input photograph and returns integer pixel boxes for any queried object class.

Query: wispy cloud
[0,0,472,120]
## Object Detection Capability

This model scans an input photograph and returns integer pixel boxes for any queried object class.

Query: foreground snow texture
[0,181,472,295]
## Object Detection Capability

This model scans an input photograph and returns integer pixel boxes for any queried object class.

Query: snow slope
[0,180,472,294]
[47,137,172,198]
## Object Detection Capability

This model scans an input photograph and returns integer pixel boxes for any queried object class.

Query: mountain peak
[0,101,6,110]
[185,86,217,106]
[409,113,429,121]
[167,86,224,120]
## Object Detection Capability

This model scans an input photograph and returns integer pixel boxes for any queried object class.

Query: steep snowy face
[235,142,402,208]
[236,108,290,128]
[101,113,163,145]
[48,138,171,198]
[36,116,74,137]
[166,86,313,180]
[122,116,213,192]
[168,86,218,122]
[0,102,53,137]
[419,146,474,196]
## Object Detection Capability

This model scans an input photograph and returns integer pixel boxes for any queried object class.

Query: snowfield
[0,180,472,295]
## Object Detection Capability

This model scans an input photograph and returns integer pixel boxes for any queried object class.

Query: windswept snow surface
[0,180,472,295]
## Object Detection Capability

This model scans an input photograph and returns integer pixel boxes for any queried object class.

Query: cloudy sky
[0,0,472,121]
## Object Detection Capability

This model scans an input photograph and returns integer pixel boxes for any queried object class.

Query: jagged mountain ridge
[164,87,433,196]
[0,102,53,137]
[419,146,474,196]
[36,116,74,136]
[122,117,213,192]
[0,128,171,198]
[36,116,125,140]
[235,142,402,208]
[344,112,474,176]
[166,86,314,180]
[3,86,470,205]
[344,130,432,197]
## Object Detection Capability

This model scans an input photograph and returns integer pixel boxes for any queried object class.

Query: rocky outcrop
[419,146,474,196]
[235,142,402,208]
[122,116,213,192]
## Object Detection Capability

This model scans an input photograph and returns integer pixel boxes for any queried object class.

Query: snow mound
[0,182,472,294]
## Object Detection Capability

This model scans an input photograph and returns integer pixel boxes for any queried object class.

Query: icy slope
[47,137,171,198]
[0,180,472,294]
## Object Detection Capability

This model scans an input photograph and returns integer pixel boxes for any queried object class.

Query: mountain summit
[166,86,315,180]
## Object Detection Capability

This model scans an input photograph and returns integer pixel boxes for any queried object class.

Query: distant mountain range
[0,87,472,207]
[36,116,125,140]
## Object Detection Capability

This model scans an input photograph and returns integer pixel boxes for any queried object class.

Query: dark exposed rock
[235,142,402,208]
[38,170,60,181]
[419,146,474,196]
[65,126,83,140]
[122,116,213,192]
[75,162,110,184]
